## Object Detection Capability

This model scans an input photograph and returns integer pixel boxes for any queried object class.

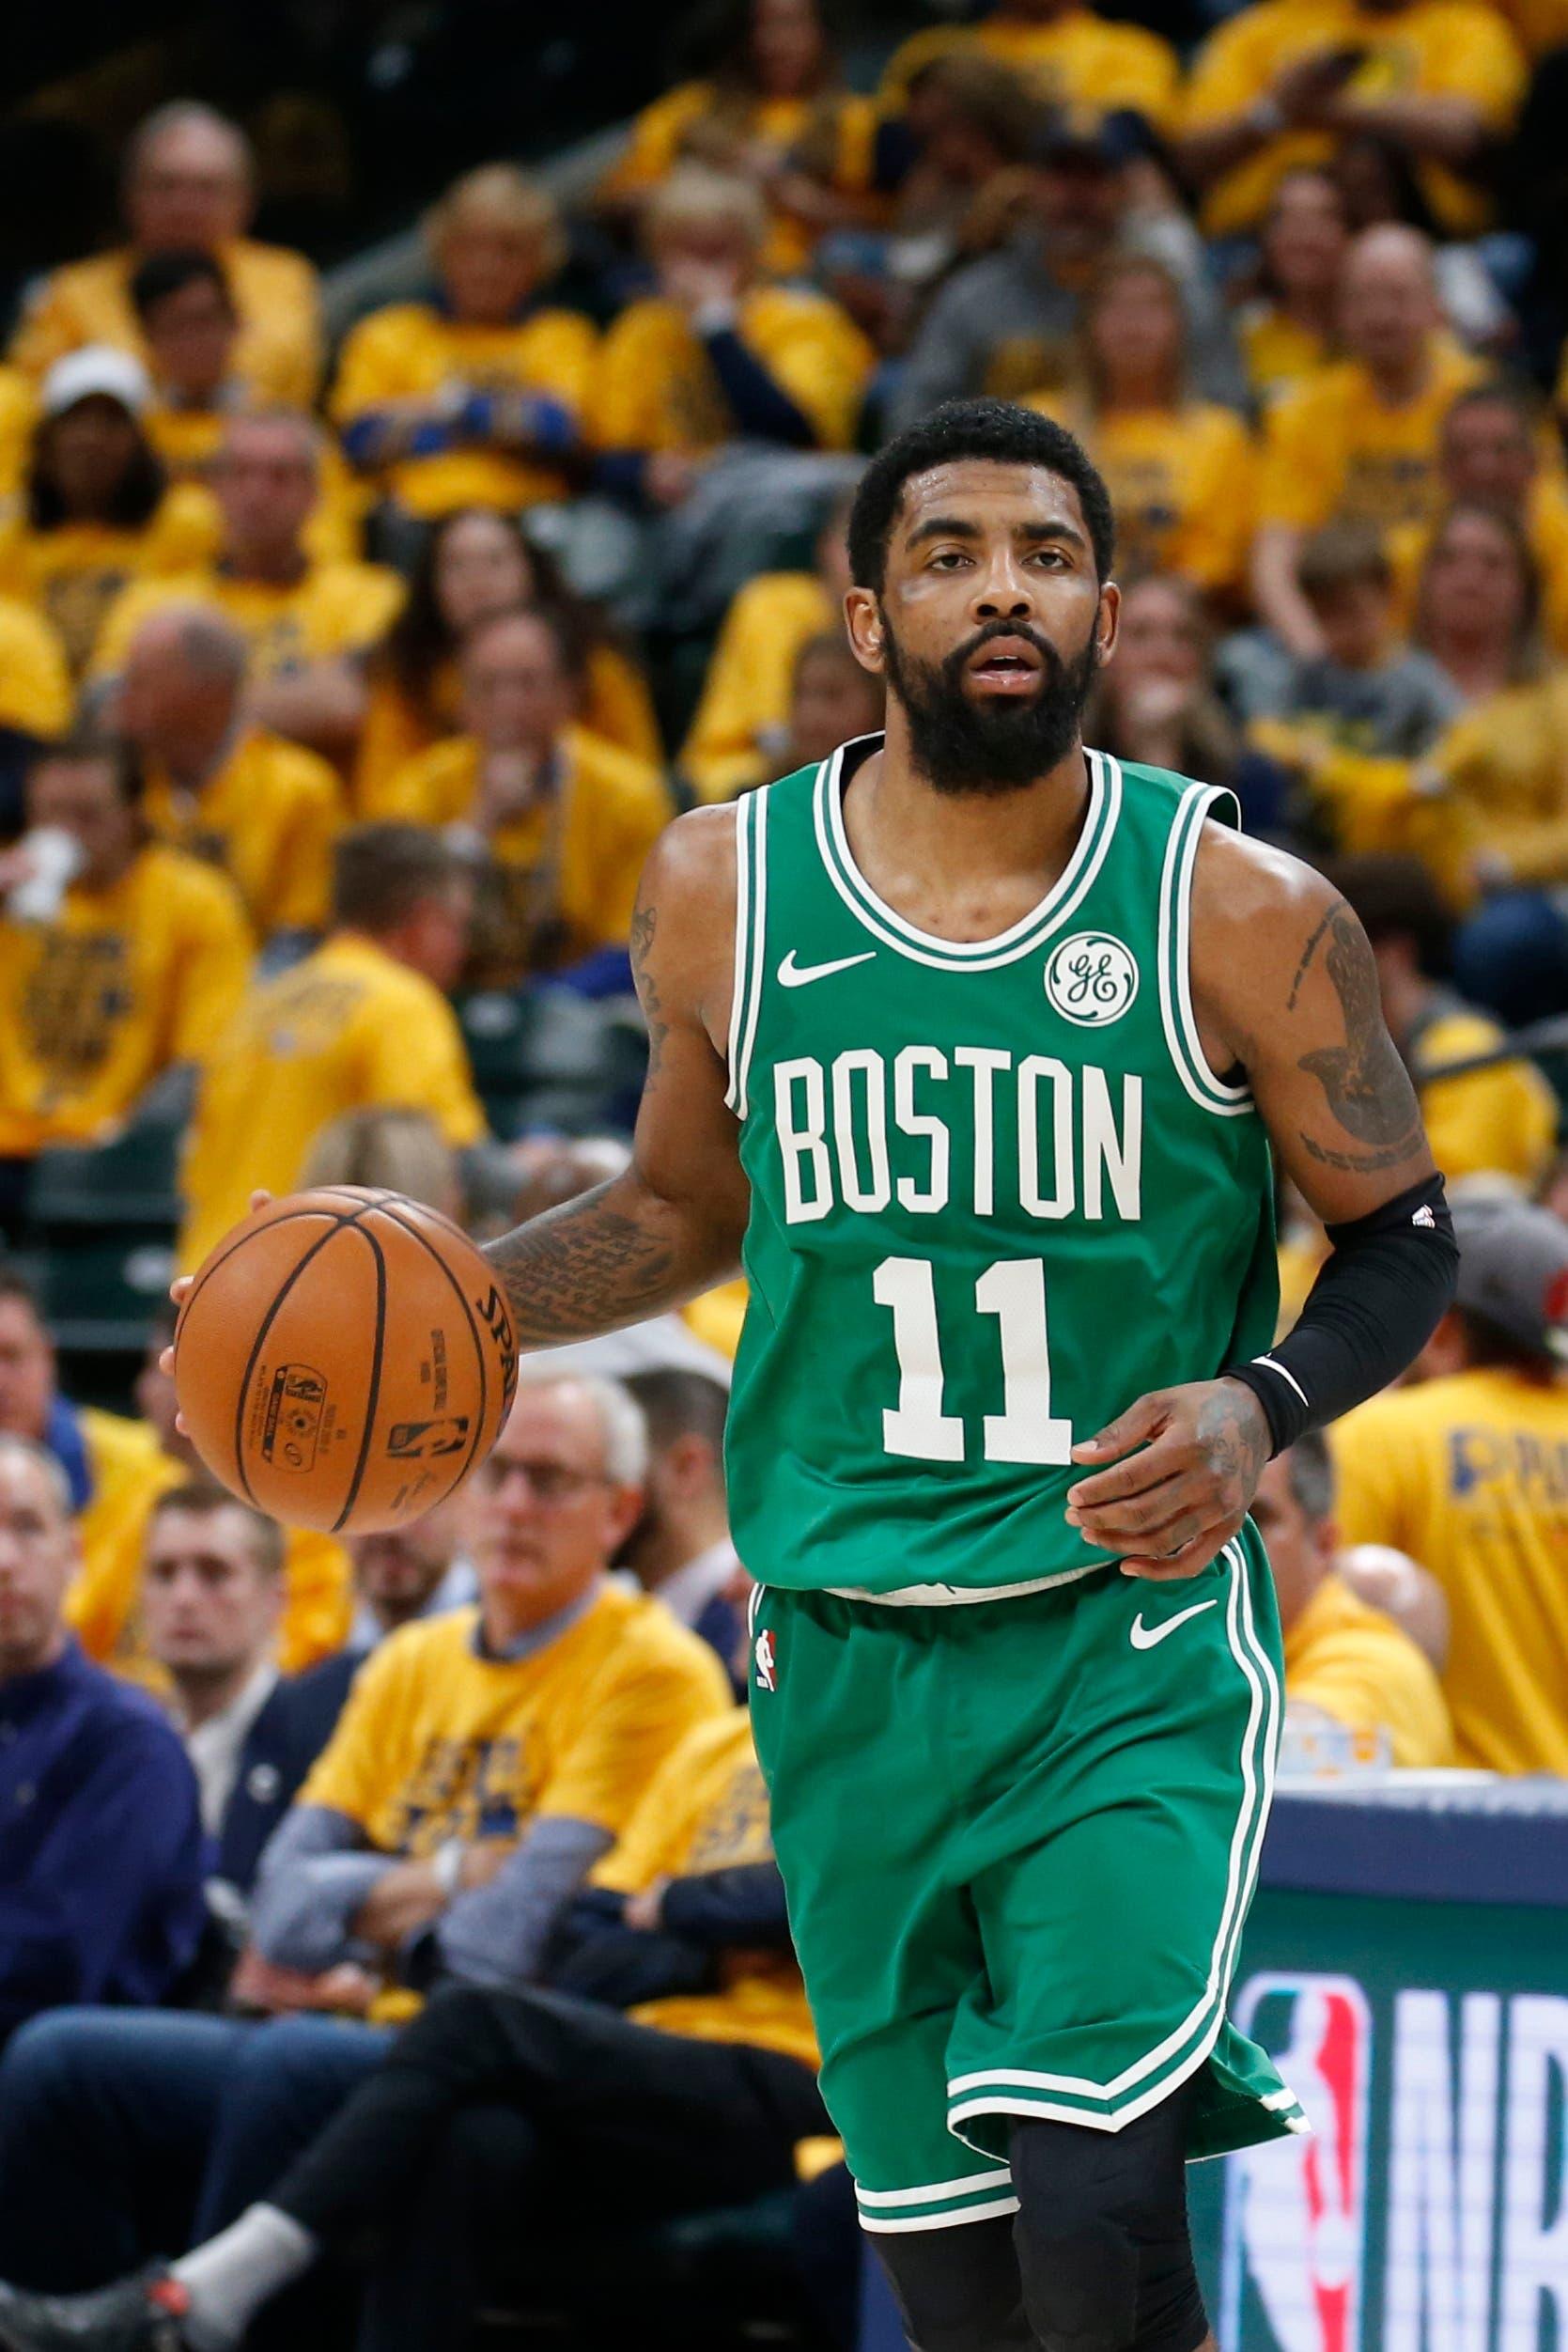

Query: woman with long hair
[353,507,660,812]
[1234,169,1348,405]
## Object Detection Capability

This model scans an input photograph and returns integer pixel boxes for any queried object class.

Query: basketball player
[202,400,1455,2352]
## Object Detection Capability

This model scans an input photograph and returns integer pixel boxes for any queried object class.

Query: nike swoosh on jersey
[1128,1597,1219,1650]
[777,948,877,988]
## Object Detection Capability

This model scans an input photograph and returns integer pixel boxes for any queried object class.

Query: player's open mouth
[966,638,1045,693]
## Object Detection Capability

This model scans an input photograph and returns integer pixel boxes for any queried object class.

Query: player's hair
[31,731,147,809]
[462,602,587,687]
[302,1107,459,1219]
[623,1368,730,1485]
[846,398,1115,594]
[0,1432,71,1519]
[125,101,252,191]
[1296,521,1391,606]
[426,163,565,284]
[1321,853,1452,976]
[129,247,237,325]
[509,1369,649,1487]
[646,165,767,257]
[1282,1428,1333,1526]
[147,1475,286,1579]
[331,823,470,935]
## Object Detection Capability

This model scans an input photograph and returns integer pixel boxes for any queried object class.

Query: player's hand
[1065,1377,1271,1580]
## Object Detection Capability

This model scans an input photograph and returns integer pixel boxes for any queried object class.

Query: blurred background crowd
[0,1,1564,2345]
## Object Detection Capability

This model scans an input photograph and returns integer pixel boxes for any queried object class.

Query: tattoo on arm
[1285,895,1342,1012]
[629,901,666,1086]
[1295,911,1424,1175]
[484,1181,681,1346]
[1200,1382,1268,1503]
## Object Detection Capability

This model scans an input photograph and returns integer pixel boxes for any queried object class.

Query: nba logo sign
[1220,1973,1371,2352]
[754,1628,778,1692]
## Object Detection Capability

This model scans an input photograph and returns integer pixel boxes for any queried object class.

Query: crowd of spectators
[0,0,1565,2343]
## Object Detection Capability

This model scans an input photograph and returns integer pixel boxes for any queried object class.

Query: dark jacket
[215,1666,359,1896]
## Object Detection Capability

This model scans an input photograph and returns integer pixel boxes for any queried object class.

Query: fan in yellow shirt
[0,347,219,676]
[93,410,403,764]
[0,366,35,504]
[1025,255,1257,600]
[1252,1435,1452,1768]
[9,102,322,408]
[0,736,251,1162]
[1252,226,1482,654]
[591,167,874,485]
[1330,1194,1568,1774]
[1235,167,1349,405]
[332,167,596,524]
[378,609,671,982]
[1177,0,1527,241]
[179,823,485,1269]
[0,595,70,743]
[880,0,1179,130]
[116,604,345,938]
[353,508,660,815]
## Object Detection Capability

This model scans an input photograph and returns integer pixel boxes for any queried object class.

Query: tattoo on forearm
[1296,911,1423,1157]
[1285,896,1343,1011]
[1199,1384,1268,1502]
[629,901,667,1087]
[1296,1128,1422,1173]
[484,1182,680,1344]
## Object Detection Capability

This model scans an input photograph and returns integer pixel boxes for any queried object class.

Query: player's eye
[928,549,971,569]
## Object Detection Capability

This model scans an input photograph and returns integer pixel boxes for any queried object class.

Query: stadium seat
[27,1124,184,1232]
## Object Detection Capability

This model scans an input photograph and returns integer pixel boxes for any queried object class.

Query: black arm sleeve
[1224,1170,1459,1455]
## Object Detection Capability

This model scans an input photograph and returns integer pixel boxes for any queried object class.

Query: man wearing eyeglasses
[0,1374,728,2317]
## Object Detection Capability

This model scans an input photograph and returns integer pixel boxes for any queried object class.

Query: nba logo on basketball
[1220,1973,1371,2352]
[754,1628,778,1692]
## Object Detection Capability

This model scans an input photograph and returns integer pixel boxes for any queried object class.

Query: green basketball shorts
[747,1526,1307,2235]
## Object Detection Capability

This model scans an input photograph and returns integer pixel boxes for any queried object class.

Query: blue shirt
[0,1641,209,2039]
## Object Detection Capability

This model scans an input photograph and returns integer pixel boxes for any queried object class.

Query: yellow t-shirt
[1432,668,1568,891]
[1238,303,1334,407]
[0,366,36,505]
[0,488,221,676]
[1330,1368,1568,1773]
[881,8,1181,127]
[143,728,345,938]
[1283,1568,1453,1768]
[0,846,252,1156]
[145,398,366,567]
[1256,340,1483,535]
[0,593,71,738]
[303,1584,730,1854]
[178,928,486,1269]
[330,303,598,518]
[1025,396,1258,594]
[1181,0,1528,237]
[1408,1001,1559,1190]
[591,288,872,458]
[9,239,324,409]
[595,1709,816,2066]
[93,556,405,685]
[68,1438,352,1680]
[1387,472,1568,658]
[682,1277,749,1363]
[680,571,836,802]
[379,724,671,958]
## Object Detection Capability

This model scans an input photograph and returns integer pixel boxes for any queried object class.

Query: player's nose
[971,563,1035,622]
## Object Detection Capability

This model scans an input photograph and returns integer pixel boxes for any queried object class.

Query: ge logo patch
[1044,932,1139,1026]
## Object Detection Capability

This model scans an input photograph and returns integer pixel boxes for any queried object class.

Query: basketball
[173,1188,520,1534]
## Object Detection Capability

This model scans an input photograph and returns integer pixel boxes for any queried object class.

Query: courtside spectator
[597,0,877,278]
[1386,382,1568,657]
[1234,168,1350,404]
[0,599,70,783]
[1253,1432,1452,1768]
[892,106,1241,431]
[1026,253,1257,600]
[621,1367,743,1674]
[141,1480,337,1900]
[1177,0,1527,243]
[332,166,595,526]
[1252,226,1483,653]
[0,736,251,1209]
[116,605,344,940]
[93,410,403,762]
[0,1433,207,2044]
[179,824,484,1267]
[1089,572,1257,807]
[880,0,1179,130]
[9,102,322,408]
[353,509,660,816]
[772,631,885,775]
[300,1106,461,1223]
[1329,854,1558,1191]
[1331,1192,1568,1772]
[67,1315,351,1683]
[592,166,874,502]
[0,350,216,675]
[378,608,669,985]
[680,491,852,800]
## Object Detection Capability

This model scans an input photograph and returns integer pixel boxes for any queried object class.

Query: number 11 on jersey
[872,1256,1074,1467]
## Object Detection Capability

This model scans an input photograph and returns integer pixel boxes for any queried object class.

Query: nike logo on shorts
[777,949,877,988]
[1128,1597,1219,1650]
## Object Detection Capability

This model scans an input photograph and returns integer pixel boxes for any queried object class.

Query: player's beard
[878,610,1100,796]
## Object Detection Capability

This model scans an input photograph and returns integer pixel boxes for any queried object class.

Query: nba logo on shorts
[754,1628,778,1692]
[1220,1973,1371,2352]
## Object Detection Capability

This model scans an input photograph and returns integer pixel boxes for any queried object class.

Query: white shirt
[655,1539,740,1631]
[181,1663,279,1836]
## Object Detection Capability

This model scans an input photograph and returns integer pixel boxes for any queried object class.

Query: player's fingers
[249,1189,274,1213]
[1068,1470,1212,1548]
[1119,1518,1241,1581]
[1069,1389,1172,1470]
[1067,1424,1195,1510]
[167,1275,194,1307]
[174,1411,190,1438]
[158,1347,175,1378]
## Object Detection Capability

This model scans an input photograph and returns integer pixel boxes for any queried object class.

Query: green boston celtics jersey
[723,739,1279,1598]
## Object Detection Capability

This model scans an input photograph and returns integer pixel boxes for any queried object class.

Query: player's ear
[844,586,886,676]
[1094,579,1121,666]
